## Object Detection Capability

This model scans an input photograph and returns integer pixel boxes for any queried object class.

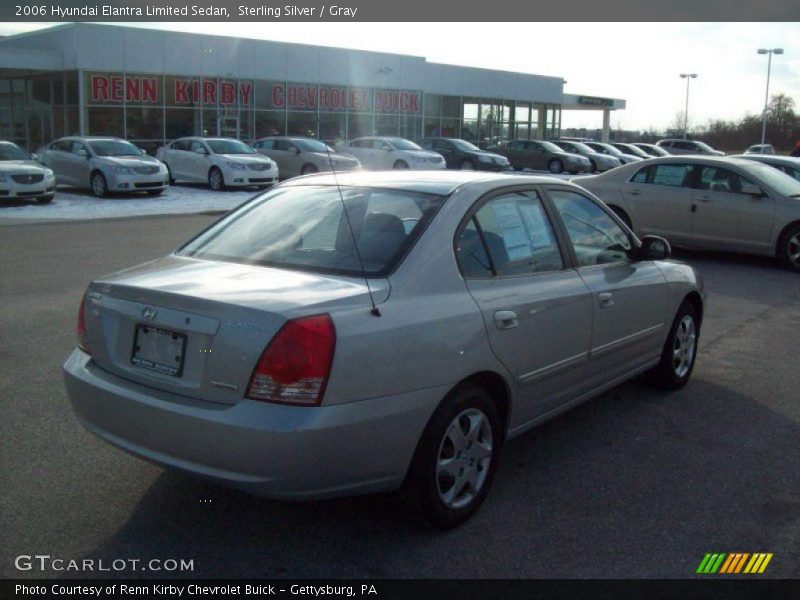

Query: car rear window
[178,185,447,277]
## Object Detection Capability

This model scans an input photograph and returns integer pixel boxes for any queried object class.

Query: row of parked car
[1,134,798,202]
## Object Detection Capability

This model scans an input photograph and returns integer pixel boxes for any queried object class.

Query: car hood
[556,151,590,161]
[97,155,163,167]
[403,150,443,159]
[217,154,272,164]
[0,160,48,173]
[310,152,359,163]
[469,151,508,161]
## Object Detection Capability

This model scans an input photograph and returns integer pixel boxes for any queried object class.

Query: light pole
[679,73,697,139]
[757,48,783,149]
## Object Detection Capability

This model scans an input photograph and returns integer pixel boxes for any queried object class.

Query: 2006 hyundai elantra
[63,171,705,528]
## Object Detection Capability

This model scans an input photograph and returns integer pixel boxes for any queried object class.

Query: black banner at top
[4,0,800,21]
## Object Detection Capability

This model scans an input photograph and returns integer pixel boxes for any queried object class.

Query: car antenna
[319,122,381,317]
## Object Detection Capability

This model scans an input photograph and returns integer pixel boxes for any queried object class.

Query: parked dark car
[489,140,591,174]
[417,137,511,171]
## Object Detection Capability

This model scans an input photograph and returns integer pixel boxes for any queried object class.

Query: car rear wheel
[778,223,800,272]
[459,159,475,171]
[647,300,700,390]
[301,163,319,175]
[90,172,108,198]
[406,384,502,529]
[208,167,225,191]
[393,160,409,170]
[548,159,564,174]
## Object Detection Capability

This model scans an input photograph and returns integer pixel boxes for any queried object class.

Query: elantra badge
[142,307,158,321]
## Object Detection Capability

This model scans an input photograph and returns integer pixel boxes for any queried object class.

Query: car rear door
[545,186,668,383]
[525,142,547,170]
[690,164,776,253]
[621,162,694,244]
[456,186,594,424]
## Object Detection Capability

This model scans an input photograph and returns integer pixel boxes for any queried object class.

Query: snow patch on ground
[0,184,259,221]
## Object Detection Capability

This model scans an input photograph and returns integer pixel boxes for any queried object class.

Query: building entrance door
[218,116,239,138]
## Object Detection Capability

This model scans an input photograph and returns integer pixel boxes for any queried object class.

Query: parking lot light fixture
[679,73,698,139]
[757,48,784,147]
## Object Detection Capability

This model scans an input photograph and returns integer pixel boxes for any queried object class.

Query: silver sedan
[253,136,360,179]
[577,156,800,271]
[63,171,704,528]
[40,137,169,197]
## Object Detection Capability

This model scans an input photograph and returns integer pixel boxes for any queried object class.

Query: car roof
[731,154,799,165]
[278,169,578,195]
[630,156,761,168]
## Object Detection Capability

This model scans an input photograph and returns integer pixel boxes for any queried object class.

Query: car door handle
[598,292,615,308]
[494,310,519,330]
[698,195,712,203]
[628,189,642,196]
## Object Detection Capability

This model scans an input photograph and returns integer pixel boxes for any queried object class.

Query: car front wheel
[406,384,502,529]
[459,159,475,171]
[90,172,108,197]
[393,160,409,170]
[778,223,800,272]
[548,159,564,174]
[208,167,225,191]
[647,300,700,390]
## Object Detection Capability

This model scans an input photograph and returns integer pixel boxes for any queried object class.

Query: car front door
[456,187,594,425]
[187,140,210,182]
[65,140,92,187]
[546,186,668,384]
[165,141,188,179]
[346,140,373,168]
[690,165,776,253]
[42,140,70,182]
[525,142,547,170]
[433,139,457,168]
[621,162,694,244]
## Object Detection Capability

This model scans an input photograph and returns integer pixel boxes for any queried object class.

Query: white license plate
[131,325,187,377]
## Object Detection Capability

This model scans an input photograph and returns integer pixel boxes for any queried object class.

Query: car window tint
[631,166,650,183]
[70,141,87,155]
[508,141,523,149]
[456,218,493,278]
[697,166,751,193]
[782,165,800,181]
[274,140,292,152]
[419,140,433,150]
[464,190,563,276]
[550,189,632,267]
[189,141,205,153]
[650,164,692,187]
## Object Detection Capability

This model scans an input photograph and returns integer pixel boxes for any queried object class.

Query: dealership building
[0,23,625,154]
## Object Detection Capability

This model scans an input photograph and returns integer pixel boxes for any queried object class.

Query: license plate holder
[131,324,187,377]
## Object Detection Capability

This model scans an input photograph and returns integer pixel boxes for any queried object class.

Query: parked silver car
[63,171,704,528]
[253,136,360,179]
[552,140,621,172]
[577,156,800,270]
[732,154,800,181]
[744,144,776,155]
[656,139,725,157]
[40,137,169,197]
[632,143,670,157]
[584,142,643,165]
[0,140,56,203]
[156,137,278,190]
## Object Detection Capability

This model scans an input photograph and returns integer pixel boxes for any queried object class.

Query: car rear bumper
[63,350,444,499]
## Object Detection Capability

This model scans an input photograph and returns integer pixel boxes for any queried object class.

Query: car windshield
[88,140,141,157]
[695,141,716,152]
[387,138,422,151]
[451,139,481,151]
[0,142,30,161]
[568,142,594,153]
[207,140,256,155]
[622,145,649,157]
[642,145,669,156]
[178,185,447,277]
[744,162,800,197]
[293,138,335,153]
[594,143,622,156]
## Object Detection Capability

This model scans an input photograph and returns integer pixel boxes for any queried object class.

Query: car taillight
[246,314,336,406]
[77,296,91,354]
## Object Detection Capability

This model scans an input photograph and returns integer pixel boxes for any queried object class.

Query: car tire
[646,300,700,391]
[393,160,409,170]
[37,196,53,204]
[208,167,225,191]
[166,165,175,186]
[90,171,108,198]
[406,384,503,530]
[301,163,319,176]
[777,222,800,272]
[589,159,597,173]
[548,159,564,174]
[459,159,476,171]
[146,189,164,196]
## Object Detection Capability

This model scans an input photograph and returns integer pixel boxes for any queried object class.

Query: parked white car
[0,140,56,203]
[340,137,446,170]
[156,137,278,190]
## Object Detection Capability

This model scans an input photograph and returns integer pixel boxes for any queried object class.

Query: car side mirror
[290,147,300,154]
[740,183,763,197]
[139,148,147,156]
[639,235,671,261]
[194,147,207,155]
[76,149,89,158]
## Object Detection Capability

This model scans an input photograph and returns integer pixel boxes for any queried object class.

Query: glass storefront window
[441,96,461,118]
[287,111,318,137]
[255,111,284,138]
[165,108,200,139]
[319,112,346,144]
[441,118,460,138]
[87,107,124,136]
[376,114,398,136]
[202,109,218,136]
[423,119,440,137]
[126,107,163,139]
[461,119,478,141]
[347,114,373,139]
[463,99,479,120]
[424,94,440,118]
[165,75,200,107]
[398,116,421,140]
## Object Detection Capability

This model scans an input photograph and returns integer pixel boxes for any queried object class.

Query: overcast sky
[2,22,798,131]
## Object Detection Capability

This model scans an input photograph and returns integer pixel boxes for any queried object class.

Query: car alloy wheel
[459,159,475,171]
[91,172,107,197]
[209,168,224,191]
[786,232,800,269]
[436,408,493,510]
[301,164,319,175]
[393,160,409,170]
[672,315,697,378]
[549,160,564,174]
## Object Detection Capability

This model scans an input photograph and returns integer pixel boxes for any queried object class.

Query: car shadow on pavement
[71,373,800,579]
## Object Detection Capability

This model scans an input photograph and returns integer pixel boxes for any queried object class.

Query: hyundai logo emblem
[142,307,158,321]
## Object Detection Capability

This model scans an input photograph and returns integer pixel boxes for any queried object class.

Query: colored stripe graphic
[698,553,773,574]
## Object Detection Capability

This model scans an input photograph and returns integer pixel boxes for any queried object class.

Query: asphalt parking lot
[1,214,799,579]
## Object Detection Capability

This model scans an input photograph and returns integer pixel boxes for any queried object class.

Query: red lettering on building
[142,78,157,103]
[239,82,253,106]
[202,80,216,105]
[110,76,123,102]
[174,80,189,104]
[91,75,109,102]
[220,82,235,105]
[272,84,285,108]
[125,77,141,102]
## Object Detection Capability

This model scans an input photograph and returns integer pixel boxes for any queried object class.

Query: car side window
[457,190,563,278]
[189,141,206,154]
[70,141,88,155]
[419,140,433,150]
[433,140,451,151]
[274,140,292,152]
[549,189,633,267]
[350,139,368,149]
[782,165,800,181]
[260,140,275,150]
[507,141,523,149]
[697,166,752,193]
[631,166,650,183]
[649,164,693,187]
